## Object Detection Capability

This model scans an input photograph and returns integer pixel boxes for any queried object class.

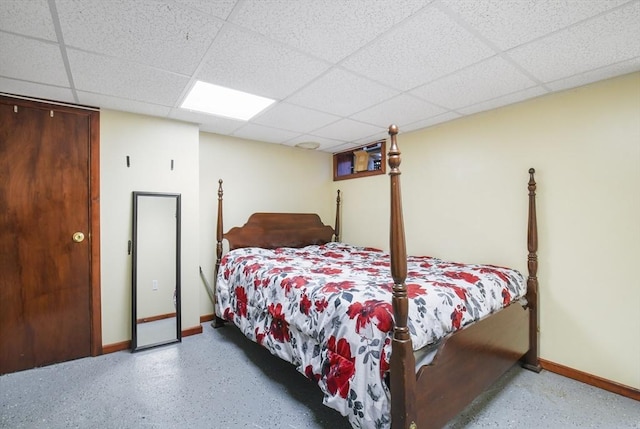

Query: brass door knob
[72,232,85,243]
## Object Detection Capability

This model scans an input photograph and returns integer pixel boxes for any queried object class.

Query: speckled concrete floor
[1,323,638,429]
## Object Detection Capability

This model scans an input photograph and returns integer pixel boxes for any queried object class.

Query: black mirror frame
[131,191,182,352]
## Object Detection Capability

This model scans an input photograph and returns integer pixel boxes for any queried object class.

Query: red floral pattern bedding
[215,242,526,428]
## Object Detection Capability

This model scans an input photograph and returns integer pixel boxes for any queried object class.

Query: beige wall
[100,110,200,345]
[198,133,334,317]
[335,72,640,389]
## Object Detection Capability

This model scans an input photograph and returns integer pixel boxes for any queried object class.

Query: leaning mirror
[131,192,181,351]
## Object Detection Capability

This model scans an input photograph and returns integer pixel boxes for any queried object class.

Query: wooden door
[0,96,101,374]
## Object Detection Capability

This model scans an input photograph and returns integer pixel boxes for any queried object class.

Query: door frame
[0,93,102,356]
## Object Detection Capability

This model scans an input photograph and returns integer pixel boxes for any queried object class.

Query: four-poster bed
[212,125,540,429]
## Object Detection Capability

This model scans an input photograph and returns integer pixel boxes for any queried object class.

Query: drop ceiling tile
[76,91,172,117]
[0,33,68,85]
[546,57,640,92]
[0,77,75,104]
[169,108,245,135]
[401,111,461,133]
[310,118,382,142]
[199,122,242,136]
[68,49,189,106]
[410,56,537,110]
[232,122,300,144]
[251,102,340,134]
[457,85,548,116]
[0,0,57,41]
[196,25,330,99]
[327,142,364,153]
[350,94,447,127]
[442,0,629,50]
[230,0,432,63]
[172,0,238,20]
[56,0,223,75]
[287,68,399,117]
[342,5,496,91]
[352,130,388,145]
[508,2,640,82]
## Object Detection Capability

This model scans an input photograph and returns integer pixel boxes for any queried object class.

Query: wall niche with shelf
[333,140,386,181]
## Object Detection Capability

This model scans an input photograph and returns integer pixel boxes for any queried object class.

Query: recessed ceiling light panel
[180,81,275,121]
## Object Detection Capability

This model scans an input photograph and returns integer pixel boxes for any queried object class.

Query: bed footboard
[387,125,539,429]
[414,303,529,428]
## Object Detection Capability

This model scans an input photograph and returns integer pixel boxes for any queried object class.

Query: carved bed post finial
[387,124,417,428]
[388,124,400,175]
[524,168,541,372]
[213,179,225,328]
[334,189,341,242]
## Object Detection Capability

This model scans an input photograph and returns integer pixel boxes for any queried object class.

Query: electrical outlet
[152,280,158,291]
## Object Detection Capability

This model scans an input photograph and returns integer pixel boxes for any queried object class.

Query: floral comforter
[215,242,526,429]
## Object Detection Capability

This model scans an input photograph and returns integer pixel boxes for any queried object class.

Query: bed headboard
[224,212,335,250]
[214,179,341,270]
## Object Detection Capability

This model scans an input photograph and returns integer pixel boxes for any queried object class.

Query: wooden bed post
[523,169,541,371]
[388,125,418,429]
[213,179,225,328]
[334,190,341,242]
